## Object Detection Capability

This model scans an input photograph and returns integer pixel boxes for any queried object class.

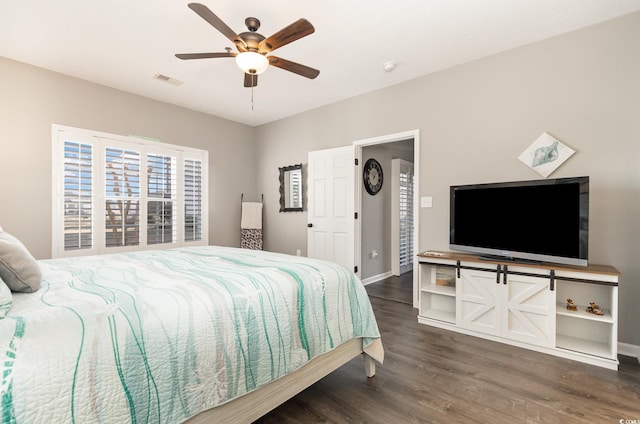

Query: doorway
[354,130,419,308]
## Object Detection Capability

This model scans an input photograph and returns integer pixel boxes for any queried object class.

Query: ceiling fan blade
[188,3,247,51]
[259,19,315,54]
[268,56,320,79]
[175,52,236,60]
[244,73,258,88]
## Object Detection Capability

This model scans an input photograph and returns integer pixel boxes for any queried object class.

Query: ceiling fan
[176,3,320,88]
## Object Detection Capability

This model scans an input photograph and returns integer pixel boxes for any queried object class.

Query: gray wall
[0,56,257,259]
[361,145,390,280]
[256,12,640,346]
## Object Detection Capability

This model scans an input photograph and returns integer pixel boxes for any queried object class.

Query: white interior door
[307,146,355,272]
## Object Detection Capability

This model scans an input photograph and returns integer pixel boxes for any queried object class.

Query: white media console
[417,251,620,370]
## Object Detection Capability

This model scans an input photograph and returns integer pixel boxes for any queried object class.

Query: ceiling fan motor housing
[239,30,265,52]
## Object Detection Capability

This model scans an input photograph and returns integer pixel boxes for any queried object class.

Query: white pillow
[0,277,11,318]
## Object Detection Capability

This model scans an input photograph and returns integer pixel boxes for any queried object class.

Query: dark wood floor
[256,274,640,423]
[364,271,414,306]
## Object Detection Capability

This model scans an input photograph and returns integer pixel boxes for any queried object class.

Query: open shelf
[421,283,455,297]
[556,334,614,359]
[420,308,456,323]
[419,261,457,325]
[556,302,613,323]
[555,312,615,360]
[419,291,456,324]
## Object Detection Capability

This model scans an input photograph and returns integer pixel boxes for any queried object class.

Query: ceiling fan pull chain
[251,85,254,111]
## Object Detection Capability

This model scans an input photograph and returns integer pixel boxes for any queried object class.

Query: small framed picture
[518,132,575,178]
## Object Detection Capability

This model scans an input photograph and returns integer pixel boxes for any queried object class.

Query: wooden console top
[417,250,620,276]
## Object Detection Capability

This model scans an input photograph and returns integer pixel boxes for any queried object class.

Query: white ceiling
[1,1,639,127]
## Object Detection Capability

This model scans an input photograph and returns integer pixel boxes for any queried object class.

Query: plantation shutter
[184,159,203,241]
[399,164,414,271]
[105,146,141,247]
[63,141,93,251]
[289,168,302,208]
[147,153,177,245]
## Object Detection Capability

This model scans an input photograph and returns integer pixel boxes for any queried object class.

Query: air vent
[153,74,183,86]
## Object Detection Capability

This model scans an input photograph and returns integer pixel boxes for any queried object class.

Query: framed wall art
[518,132,575,178]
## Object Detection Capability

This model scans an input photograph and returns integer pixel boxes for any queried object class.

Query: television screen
[450,176,589,266]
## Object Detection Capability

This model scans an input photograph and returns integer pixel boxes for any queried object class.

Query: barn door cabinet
[417,251,620,370]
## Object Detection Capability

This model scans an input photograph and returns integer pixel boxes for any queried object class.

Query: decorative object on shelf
[518,132,575,178]
[435,269,456,287]
[566,298,577,311]
[586,302,604,316]
[363,158,383,195]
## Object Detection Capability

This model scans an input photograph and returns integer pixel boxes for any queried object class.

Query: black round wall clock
[363,158,383,195]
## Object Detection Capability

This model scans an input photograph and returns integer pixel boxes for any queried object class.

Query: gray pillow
[0,276,12,318]
[0,230,41,292]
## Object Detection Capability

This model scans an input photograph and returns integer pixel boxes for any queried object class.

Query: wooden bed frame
[185,338,376,423]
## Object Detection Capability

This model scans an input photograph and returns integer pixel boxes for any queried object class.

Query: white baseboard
[361,271,393,286]
[618,342,640,364]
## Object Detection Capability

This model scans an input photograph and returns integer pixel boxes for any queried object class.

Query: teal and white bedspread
[0,246,383,423]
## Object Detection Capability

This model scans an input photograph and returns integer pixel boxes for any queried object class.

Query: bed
[0,245,383,423]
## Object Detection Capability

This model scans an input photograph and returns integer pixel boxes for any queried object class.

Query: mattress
[0,246,382,423]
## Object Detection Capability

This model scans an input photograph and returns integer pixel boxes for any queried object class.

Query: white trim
[618,342,640,364]
[53,124,200,153]
[353,130,420,307]
[361,271,394,286]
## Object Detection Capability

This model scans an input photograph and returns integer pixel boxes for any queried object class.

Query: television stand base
[417,251,621,370]
[478,255,541,265]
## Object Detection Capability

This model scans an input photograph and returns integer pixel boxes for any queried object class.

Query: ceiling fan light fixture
[236,51,269,74]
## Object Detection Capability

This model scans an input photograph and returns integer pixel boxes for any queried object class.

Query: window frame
[52,124,208,258]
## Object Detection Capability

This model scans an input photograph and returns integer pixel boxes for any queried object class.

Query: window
[52,125,208,258]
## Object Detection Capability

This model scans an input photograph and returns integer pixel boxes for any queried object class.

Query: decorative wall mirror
[279,164,303,212]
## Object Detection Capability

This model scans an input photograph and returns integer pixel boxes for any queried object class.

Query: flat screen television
[449,176,589,266]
